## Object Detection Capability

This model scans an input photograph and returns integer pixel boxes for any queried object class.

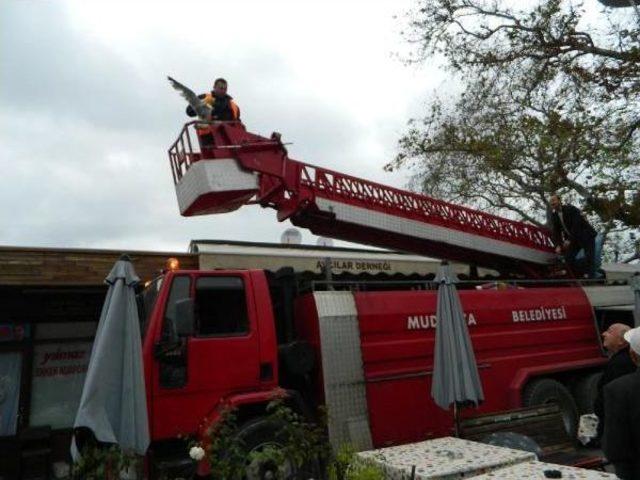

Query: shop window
[0,323,30,343]
[0,352,22,436]
[195,277,248,336]
[35,322,96,340]
[29,342,92,429]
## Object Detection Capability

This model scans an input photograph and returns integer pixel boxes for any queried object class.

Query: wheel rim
[245,441,294,480]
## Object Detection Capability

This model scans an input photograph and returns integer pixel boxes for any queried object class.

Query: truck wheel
[236,417,320,480]
[522,378,578,438]
[572,372,602,415]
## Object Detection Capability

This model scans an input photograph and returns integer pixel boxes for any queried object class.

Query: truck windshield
[138,276,163,338]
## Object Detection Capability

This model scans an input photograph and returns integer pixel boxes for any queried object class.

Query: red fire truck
[142,122,635,476]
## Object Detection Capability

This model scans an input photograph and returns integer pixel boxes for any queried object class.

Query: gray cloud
[1,1,423,252]
[1,3,157,132]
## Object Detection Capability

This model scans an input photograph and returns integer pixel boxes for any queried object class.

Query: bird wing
[167,76,212,120]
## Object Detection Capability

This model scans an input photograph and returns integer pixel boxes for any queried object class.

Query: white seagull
[167,76,212,121]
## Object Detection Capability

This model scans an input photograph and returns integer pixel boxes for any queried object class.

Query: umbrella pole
[453,402,460,437]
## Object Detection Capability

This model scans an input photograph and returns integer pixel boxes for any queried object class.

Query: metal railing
[168,122,555,253]
[168,121,204,184]
[296,163,555,252]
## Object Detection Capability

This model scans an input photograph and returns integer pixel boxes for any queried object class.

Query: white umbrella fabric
[71,255,149,459]
[431,262,484,433]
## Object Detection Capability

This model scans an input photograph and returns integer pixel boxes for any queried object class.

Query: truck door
[151,272,261,439]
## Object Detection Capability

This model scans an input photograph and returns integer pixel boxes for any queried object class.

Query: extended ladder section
[169,122,556,277]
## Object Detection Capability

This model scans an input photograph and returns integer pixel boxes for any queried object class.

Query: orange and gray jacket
[186,92,240,121]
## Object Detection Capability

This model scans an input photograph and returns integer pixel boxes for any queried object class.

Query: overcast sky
[0,0,444,252]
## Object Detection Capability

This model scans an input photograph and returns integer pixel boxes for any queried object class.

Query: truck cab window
[139,276,163,338]
[195,277,248,336]
[162,275,191,340]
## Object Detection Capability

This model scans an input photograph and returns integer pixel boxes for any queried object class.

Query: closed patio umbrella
[431,261,484,434]
[632,272,640,327]
[72,254,149,459]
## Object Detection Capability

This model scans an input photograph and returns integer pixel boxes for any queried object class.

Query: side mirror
[174,298,195,337]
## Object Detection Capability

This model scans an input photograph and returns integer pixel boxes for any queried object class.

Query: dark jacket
[551,204,596,247]
[603,368,640,478]
[186,92,240,121]
[594,347,635,438]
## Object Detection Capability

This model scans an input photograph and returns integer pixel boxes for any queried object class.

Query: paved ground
[579,446,616,474]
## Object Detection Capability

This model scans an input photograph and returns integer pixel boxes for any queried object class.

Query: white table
[470,460,617,479]
[356,436,537,480]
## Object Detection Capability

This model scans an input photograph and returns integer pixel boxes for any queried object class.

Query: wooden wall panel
[0,247,199,286]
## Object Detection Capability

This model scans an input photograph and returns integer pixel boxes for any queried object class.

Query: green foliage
[71,444,135,480]
[261,399,332,470]
[392,0,640,256]
[244,445,289,479]
[327,444,355,480]
[205,407,247,480]
[327,445,385,480]
[202,400,330,479]
[197,401,388,480]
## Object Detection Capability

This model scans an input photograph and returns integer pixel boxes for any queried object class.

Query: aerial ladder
[168,121,558,278]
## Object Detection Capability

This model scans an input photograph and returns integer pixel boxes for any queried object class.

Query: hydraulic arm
[169,122,556,277]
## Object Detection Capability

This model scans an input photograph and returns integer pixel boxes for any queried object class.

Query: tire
[236,417,320,480]
[572,372,602,415]
[522,378,579,438]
